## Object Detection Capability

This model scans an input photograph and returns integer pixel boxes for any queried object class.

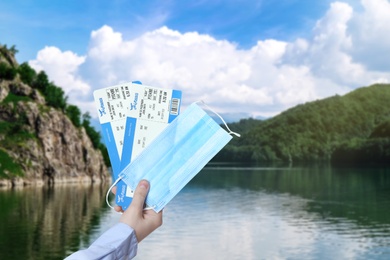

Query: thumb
[130,180,149,211]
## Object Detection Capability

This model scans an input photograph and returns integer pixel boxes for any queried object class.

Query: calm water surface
[0,165,389,259]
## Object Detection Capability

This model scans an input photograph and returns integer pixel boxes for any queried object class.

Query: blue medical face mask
[107,101,240,212]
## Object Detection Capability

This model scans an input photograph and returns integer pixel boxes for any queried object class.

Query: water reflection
[0,166,390,259]
[136,166,390,259]
[0,183,112,260]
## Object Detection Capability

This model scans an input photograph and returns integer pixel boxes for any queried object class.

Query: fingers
[130,180,150,211]
[114,205,123,213]
[145,210,163,227]
[119,180,162,242]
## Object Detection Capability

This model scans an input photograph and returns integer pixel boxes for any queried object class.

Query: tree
[0,63,17,80]
[82,112,101,149]
[18,62,37,85]
[66,105,82,127]
[32,71,68,111]
[44,83,67,111]
[33,71,50,92]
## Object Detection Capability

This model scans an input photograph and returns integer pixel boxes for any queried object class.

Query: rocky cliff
[0,46,109,187]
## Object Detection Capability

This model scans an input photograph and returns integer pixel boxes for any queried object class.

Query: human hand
[114,180,163,242]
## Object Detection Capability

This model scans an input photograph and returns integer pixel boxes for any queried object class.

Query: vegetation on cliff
[0,44,109,183]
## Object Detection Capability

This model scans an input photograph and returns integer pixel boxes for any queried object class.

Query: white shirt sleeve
[65,222,138,260]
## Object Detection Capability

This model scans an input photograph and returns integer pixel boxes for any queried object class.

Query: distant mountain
[0,44,109,187]
[213,112,267,124]
[216,84,390,165]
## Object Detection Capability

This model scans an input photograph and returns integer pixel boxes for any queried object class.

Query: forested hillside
[217,84,390,165]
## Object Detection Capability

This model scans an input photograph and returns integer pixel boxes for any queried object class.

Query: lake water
[0,165,389,259]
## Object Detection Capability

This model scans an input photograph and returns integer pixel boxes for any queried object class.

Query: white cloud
[348,0,390,70]
[29,0,390,120]
[284,2,361,86]
[282,0,389,96]
[29,46,90,107]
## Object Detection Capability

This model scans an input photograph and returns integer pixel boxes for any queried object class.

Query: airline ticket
[94,81,182,210]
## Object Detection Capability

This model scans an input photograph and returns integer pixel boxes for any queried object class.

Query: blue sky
[2,0,337,62]
[1,0,389,121]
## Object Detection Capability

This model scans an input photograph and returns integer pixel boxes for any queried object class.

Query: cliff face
[0,51,109,187]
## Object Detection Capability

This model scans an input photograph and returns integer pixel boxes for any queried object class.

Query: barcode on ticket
[170,98,180,115]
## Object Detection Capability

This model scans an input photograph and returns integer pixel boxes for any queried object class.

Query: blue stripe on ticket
[101,122,121,179]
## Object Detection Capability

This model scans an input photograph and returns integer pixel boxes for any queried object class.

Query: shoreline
[0,176,111,189]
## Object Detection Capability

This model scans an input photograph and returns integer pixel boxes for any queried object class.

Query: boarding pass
[94,82,182,209]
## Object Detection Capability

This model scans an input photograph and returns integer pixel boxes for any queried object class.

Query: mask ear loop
[197,100,241,138]
[106,176,156,212]
[106,177,123,213]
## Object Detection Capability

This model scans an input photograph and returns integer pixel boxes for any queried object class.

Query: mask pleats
[119,103,233,212]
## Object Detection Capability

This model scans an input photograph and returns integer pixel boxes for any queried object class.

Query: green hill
[217,84,390,165]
